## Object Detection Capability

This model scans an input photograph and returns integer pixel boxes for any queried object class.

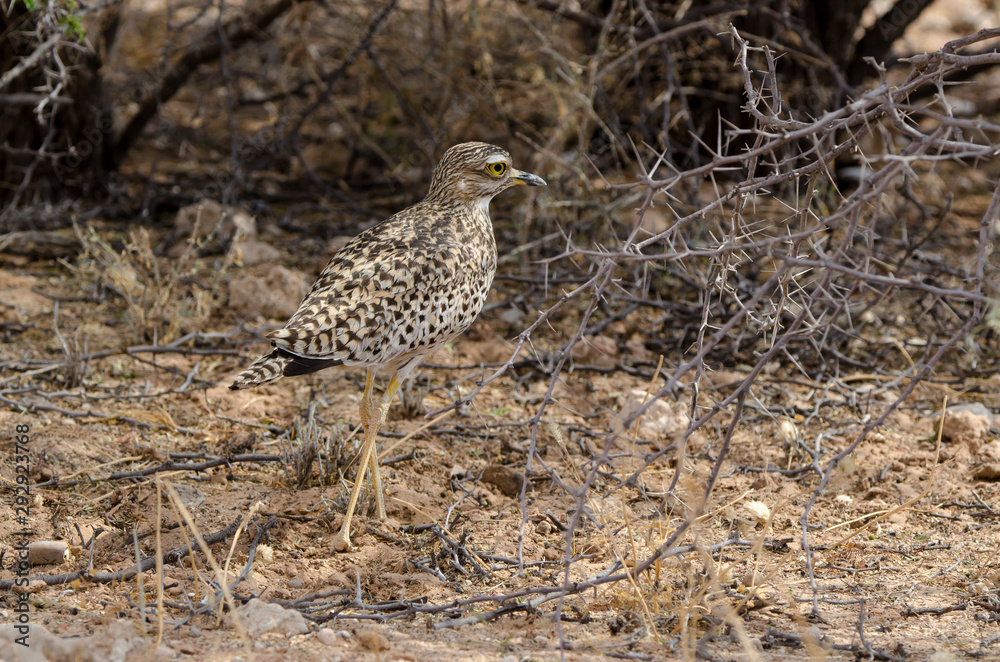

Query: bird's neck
[419,197,496,250]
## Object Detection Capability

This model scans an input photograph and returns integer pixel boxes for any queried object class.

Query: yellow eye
[486,162,507,177]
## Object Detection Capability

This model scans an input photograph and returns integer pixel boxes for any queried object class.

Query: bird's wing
[266,241,486,364]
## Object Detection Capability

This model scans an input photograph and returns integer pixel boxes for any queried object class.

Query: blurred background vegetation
[3,0,994,223]
[1,0,997,359]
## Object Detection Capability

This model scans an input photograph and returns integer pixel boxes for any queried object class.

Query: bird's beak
[510,168,547,187]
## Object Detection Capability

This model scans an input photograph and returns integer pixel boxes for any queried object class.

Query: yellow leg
[369,375,402,519]
[332,370,401,552]
[368,446,386,521]
[332,369,377,552]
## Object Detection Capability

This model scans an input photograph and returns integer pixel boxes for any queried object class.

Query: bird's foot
[332,528,353,553]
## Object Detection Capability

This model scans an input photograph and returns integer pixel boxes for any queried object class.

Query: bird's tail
[230,349,291,390]
[229,348,341,390]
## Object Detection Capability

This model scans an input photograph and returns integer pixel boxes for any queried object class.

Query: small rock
[974,463,1000,480]
[981,441,1000,463]
[171,200,255,257]
[316,629,340,646]
[533,635,551,647]
[154,644,176,659]
[326,236,353,256]
[235,239,282,266]
[0,623,83,662]
[91,620,146,662]
[570,335,618,367]
[235,598,309,637]
[624,335,653,364]
[288,577,303,589]
[174,199,256,242]
[229,266,310,320]
[356,627,389,652]
[942,409,990,451]
[481,464,530,498]
[616,390,690,449]
[948,402,995,424]
[175,642,198,655]
[499,306,525,326]
[170,484,205,509]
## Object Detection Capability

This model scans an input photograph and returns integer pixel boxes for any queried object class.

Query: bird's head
[425,142,546,205]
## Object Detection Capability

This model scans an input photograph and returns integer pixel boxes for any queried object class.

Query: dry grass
[70,223,234,344]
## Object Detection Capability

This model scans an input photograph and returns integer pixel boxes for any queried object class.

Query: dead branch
[29,453,286,489]
[0,515,254,590]
[110,0,297,167]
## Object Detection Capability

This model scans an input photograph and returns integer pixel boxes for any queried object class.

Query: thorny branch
[2,20,999,649]
[428,25,1000,637]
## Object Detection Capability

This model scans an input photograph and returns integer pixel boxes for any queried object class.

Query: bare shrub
[72,224,232,343]
[431,27,1000,637]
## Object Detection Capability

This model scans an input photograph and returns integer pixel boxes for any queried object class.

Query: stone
[947,403,994,425]
[942,409,990,449]
[481,464,530,498]
[316,629,343,646]
[0,620,145,662]
[229,266,310,320]
[234,240,282,266]
[616,389,690,449]
[234,598,309,637]
[174,199,256,244]
[570,335,618,367]
[356,627,389,652]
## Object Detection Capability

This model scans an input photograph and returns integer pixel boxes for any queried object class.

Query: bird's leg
[368,433,385,521]
[333,370,404,552]
[332,369,378,552]
[367,374,403,520]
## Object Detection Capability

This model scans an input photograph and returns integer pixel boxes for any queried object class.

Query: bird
[229,142,546,551]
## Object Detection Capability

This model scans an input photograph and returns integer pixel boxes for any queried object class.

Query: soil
[1,206,999,662]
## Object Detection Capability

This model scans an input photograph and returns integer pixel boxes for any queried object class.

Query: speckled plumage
[231,142,543,390]
[230,142,545,551]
